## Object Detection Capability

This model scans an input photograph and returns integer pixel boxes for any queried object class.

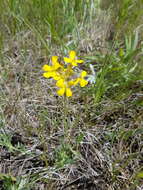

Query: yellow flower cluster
[42,51,88,97]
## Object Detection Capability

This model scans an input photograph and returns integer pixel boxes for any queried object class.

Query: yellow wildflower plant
[42,51,88,97]
[64,50,84,66]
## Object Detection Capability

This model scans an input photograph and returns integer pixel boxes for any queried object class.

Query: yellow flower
[68,78,79,86]
[43,71,61,80]
[51,56,62,70]
[64,51,84,66]
[56,77,79,97]
[57,87,72,97]
[56,79,73,97]
[42,56,61,71]
[76,71,88,87]
[42,56,62,79]
[42,51,88,97]
[55,70,88,97]
[56,79,65,88]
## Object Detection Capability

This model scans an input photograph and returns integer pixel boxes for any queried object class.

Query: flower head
[56,79,73,97]
[64,51,84,66]
[42,56,61,71]
[42,51,88,97]
[42,56,62,80]
[74,71,88,87]
[79,71,88,87]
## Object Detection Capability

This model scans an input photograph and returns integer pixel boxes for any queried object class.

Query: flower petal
[42,65,53,72]
[80,79,88,87]
[43,72,53,78]
[76,59,84,64]
[69,51,76,59]
[64,57,72,63]
[71,60,77,66]
[53,62,62,70]
[66,88,72,97]
[56,79,65,88]
[53,73,61,80]
[81,71,87,78]
[57,88,65,96]
[68,78,79,86]
[51,56,62,70]
[52,56,58,64]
